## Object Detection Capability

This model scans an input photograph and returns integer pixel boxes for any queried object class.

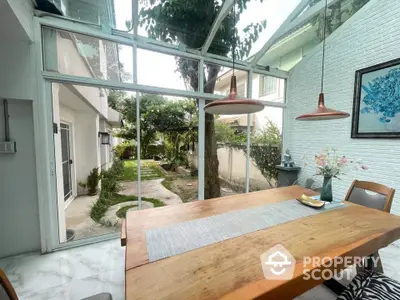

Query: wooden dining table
[122,185,400,300]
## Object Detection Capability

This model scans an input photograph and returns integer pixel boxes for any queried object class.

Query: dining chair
[0,269,18,300]
[344,180,396,273]
[0,268,112,300]
[344,180,395,212]
[304,178,322,192]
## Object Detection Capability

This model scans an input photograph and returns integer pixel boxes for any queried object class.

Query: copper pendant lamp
[296,0,349,121]
[204,1,264,115]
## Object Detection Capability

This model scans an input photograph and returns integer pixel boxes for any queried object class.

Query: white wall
[74,112,101,183]
[285,0,400,215]
[0,100,41,258]
[0,16,40,257]
[0,40,33,101]
[191,147,271,191]
[217,147,271,190]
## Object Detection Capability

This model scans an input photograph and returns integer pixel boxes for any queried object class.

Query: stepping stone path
[140,165,161,180]
[102,201,155,226]
[121,179,183,205]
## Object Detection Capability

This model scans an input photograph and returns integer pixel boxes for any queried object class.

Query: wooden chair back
[0,269,18,300]
[344,180,395,212]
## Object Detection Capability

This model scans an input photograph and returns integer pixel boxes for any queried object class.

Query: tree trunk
[178,58,221,199]
[203,65,221,199]
[204,111,221,199]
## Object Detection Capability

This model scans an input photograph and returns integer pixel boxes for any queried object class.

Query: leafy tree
[117,94,197,159]
[140,0,267,199]
[215,118,282,187]
[108,89,127,110]
[117,94,166,157]
[214,121,247,145]
[249,120,282,187]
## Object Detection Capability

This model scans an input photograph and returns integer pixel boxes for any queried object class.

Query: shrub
[87,167,100,195]
[100,159,125,196]
[114,142,136,160]
[145,144,165,159]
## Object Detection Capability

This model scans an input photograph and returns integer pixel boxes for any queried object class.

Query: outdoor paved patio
[65,179,183,241]
[65,195,116,241]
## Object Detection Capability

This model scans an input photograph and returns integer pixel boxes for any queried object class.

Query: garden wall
[189,146,271,191]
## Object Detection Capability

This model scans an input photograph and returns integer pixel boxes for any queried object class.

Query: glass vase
[321,176,333,202]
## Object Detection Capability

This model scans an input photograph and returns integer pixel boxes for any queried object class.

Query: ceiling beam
[250,0,343,67]
[201,0,234,55]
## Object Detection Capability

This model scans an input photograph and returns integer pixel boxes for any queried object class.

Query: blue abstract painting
[357,64,400,134]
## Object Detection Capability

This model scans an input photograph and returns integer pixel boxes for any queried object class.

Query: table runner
[146,199,346,262]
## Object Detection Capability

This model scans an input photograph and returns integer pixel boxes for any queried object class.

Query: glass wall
[209,0,302,60]
[249,107,283,192]
[138,1,217,47]
[204,63,248,95]
[204,63,249,199]
[51,83,131,243]
[137,50,199,91]
[138,94,199,205]
[40,21,287,247]
[42,27,133,83]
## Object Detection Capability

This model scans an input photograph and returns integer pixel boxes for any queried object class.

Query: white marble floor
[1,239,400,300]
[0,239,125,300]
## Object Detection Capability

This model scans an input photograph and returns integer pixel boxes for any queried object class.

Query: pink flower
[361,165,368,170]
[316,158,327,167]
[338,156,348,165]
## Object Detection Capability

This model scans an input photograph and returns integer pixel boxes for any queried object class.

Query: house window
[260,76,277,96]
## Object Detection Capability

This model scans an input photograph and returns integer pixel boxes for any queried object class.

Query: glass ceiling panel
[208,0,302,61]
[36,0,133,32]
[258,0,371,71]
[294,0,323,20]
[138,0,222,48]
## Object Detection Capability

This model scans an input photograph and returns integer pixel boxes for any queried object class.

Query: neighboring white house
[48,29,123,242]
[215,70,285,134]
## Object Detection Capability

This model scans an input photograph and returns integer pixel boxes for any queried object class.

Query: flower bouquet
[305,148,367,201]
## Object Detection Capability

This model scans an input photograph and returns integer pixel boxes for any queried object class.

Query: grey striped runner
[146,199,346,262]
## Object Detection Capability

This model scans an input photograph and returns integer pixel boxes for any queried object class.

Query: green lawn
[123,160,165,181]
[116,205,138,219]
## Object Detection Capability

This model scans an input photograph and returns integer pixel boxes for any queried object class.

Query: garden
[68,91,283,237]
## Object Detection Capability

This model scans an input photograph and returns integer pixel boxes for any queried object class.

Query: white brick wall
[284,0,400,215]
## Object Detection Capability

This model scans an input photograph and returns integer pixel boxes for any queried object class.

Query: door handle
[69,159,73,164]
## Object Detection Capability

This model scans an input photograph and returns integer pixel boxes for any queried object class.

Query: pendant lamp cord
[232,0,236,76]
[320,0,328,93]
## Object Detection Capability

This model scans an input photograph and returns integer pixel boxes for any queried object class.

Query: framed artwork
[352,58,400,138]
